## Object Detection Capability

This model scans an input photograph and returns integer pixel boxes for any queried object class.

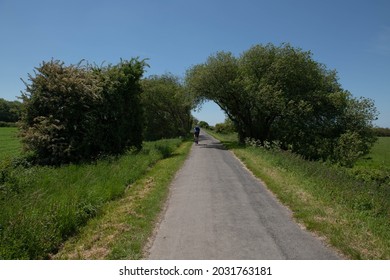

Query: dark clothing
[194,126,200,137]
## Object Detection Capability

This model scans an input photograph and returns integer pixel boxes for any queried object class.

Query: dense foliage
[0,98,22,124]
[374,127,390,137]
[141,74,193,141]
[19,59,146,164]
[198,121,210,129]
[186,43,378,166]
[214,118,236,134]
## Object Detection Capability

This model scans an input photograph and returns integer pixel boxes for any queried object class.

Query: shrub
[334,131,366,167]
[215,118,236,134]
[19,59,146,164]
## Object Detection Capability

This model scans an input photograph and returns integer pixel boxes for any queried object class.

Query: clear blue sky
[1,0,389,127]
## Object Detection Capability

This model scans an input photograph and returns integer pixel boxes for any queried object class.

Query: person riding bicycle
[194,125,200,144]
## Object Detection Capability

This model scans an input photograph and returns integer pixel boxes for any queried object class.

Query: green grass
[209,131,390,259]
[0,138,188,259]
[355,137,390,168]
[349,137,390,186]
[54,140,192,259]
[0,127,21,158]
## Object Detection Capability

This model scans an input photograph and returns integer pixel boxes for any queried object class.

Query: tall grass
[54,140,193,259]
[0,138,182,259]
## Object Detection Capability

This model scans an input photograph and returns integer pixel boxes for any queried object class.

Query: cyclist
[194,125,200,144]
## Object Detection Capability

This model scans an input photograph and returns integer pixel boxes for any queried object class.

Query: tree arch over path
[186,43,377,165]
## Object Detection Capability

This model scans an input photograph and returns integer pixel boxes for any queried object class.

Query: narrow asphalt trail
[148,132,339,259]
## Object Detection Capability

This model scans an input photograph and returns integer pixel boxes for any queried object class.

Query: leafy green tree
[141,74,192,140]
[186,43,378,165]
[0,98,22,123]
[186,51,246,139]
[198,121,210,129]
[20,60,100,164]
[93,59,146,153]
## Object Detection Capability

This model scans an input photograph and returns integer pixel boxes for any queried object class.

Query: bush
[215,118,236,134]
[19,59,146,165]
[334,131,367,167]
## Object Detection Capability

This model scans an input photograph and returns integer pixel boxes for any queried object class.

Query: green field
[355,137,390,168]
[0,127,21,158]
[350,137,390,185]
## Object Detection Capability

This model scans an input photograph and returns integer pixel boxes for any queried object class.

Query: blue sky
[1,0,389,127]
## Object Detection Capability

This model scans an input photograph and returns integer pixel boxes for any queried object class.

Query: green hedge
[19,59,147,165]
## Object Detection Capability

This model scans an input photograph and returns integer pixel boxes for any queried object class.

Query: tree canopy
[186,43,377,165]
[141,74,193,140]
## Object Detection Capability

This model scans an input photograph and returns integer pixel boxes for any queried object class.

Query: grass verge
[209,131,390,259]
[0,138,190,259]
[53,140,192,259]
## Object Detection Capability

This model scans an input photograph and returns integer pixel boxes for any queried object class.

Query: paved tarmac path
[148,132,339,259]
